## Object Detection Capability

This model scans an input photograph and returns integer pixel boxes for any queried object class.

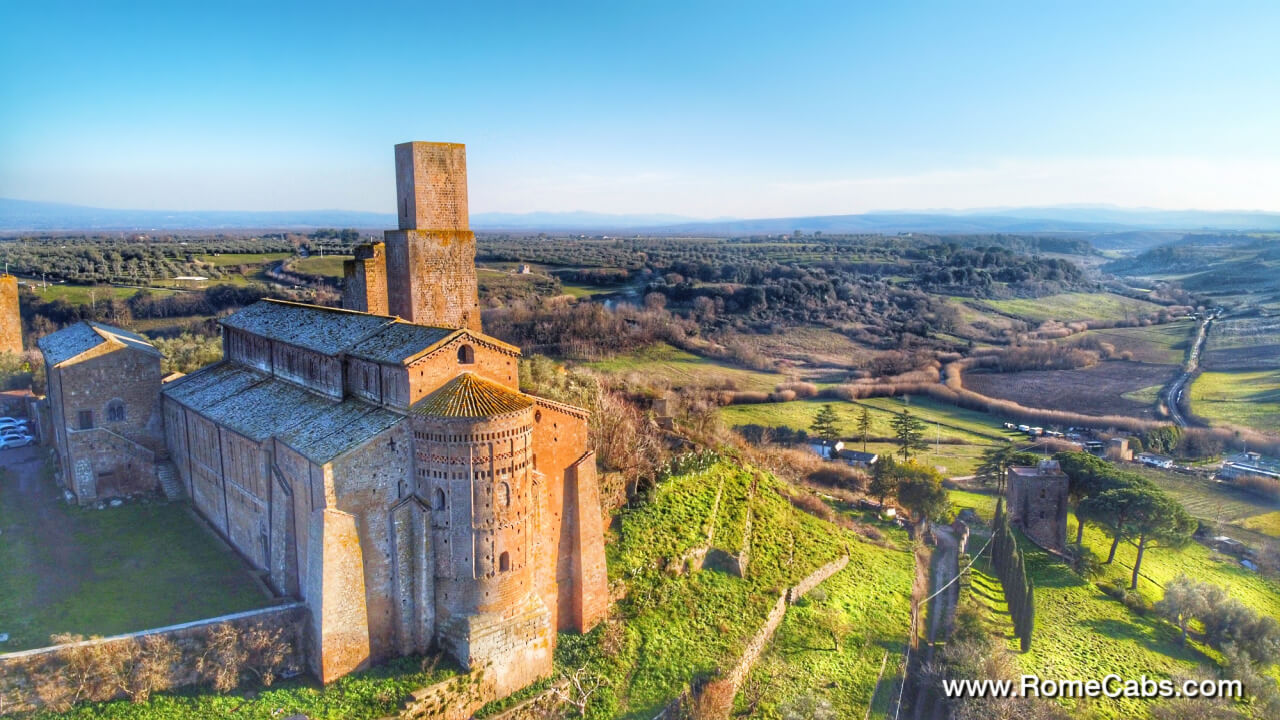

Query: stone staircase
[156,461,184,501]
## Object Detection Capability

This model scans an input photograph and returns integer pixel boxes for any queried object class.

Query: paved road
[1164,313,1216,427]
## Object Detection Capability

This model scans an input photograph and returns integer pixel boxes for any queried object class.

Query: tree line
[991,498,1035,651]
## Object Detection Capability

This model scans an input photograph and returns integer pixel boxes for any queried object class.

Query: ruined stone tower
[0,274,23,356]
[1006,459,1069,552]
[344,142,482,332]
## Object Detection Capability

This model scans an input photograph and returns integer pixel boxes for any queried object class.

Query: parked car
[0,434,34,449]
[0,420,29,433]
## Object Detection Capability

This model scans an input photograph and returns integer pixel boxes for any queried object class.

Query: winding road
[1164,312,1217,428]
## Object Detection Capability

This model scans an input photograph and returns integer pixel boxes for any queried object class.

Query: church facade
[39,143,609,696]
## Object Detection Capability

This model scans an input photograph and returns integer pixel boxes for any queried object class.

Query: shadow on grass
[1077,617,1211,665]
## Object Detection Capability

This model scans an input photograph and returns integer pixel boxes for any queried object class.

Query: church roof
[37,321,161,366]
[411,373,533,419]
[163,361,403,463]
[345,321,456,364]
[220,300,396,355]
[220,299,519,363]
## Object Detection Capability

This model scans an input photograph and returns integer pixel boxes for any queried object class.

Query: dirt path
[911,525,961,720]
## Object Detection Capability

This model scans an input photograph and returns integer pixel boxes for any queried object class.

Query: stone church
[39,142,609,696]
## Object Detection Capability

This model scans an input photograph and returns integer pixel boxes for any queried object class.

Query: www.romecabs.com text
[941,675,1242,699]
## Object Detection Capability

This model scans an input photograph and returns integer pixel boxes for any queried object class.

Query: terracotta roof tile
[411,373,532,419]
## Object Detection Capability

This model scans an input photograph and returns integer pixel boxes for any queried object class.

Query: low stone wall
[398,665,497,720]
[0,603,306,715]
[685,553,852,720]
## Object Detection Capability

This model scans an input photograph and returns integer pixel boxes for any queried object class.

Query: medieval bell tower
[343,142,482,332]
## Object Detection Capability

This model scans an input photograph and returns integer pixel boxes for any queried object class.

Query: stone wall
[683,554,851,720]
[0,603,306,715]
[342,242,388,315]
[384,229,481,332]
[0,274,21,356]
[399,666,497,720]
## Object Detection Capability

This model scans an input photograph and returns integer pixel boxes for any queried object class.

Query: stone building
[1005,459,1069,552]
[33,142,608,699]
[37,322,165,503]
[0,274,22,356]
[156,142,605,694]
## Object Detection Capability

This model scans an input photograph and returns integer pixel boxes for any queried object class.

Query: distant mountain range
[4,197,1280,236]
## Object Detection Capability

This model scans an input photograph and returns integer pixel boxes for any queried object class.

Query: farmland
[587,343,784,392]
[1189,369,1280,434]
[288,254,350,278]
[1201,316,1280,371]
[1079,320,1194,365]
[976,291,1165,324]
[962,360,1178,418]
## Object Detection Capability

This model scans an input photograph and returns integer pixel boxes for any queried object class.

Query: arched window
[106,400,125,423]
[499,482,511,507]
[498,551,510,572]
[433,488,446,511]
[457,344,475,364]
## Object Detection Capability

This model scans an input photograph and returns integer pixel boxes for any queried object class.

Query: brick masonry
[0,275,21,356]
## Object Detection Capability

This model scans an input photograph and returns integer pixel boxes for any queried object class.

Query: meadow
[537,459,911,719]
[0,453,267,652]
[1080,320,1194,365]
[587,343,785,392]
[288,254,350,278]
[1189,369,1280,434]
[977,291,1165,324]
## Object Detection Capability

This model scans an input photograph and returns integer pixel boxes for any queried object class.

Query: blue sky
[2,1,1278,217]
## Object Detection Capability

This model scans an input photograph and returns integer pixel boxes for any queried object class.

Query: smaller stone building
[1006,459,1069,552]
[37,322,165,503]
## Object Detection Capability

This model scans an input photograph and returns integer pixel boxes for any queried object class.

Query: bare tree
[550,666,609,717]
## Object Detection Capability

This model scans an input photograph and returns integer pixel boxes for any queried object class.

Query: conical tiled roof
[411,373,533,418]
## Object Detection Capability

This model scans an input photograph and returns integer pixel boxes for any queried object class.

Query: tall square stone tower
[1006,459,1069,552]
[344,142,482,332]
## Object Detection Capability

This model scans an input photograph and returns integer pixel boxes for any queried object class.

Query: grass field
[722,396,1020,476]
[1012,543,1208,720]
[1081,321,1194,365]
[1189,369,1280,433]
[736,551,914,719]
[952,511,1211,720]
[1241,511,1280,537]
[717,327,871,373]
[722,396,1015,443]
[977,292,1164,324]
[195,252,292,268]
[25,283,178,305]
[586,343,784,392]
[0,451,268,651]
[1128,466,1280,528]
[535,458,915,719]
[289,255,351,278]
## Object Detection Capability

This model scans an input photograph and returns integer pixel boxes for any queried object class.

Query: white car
[0,420,28,432]
[0,434,33,449]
